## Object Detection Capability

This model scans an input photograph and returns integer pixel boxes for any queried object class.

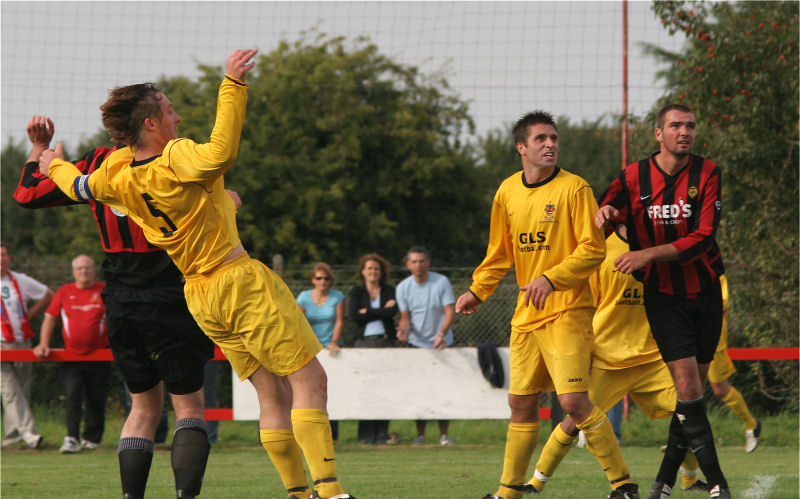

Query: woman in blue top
[297,262,346,357]
[296,262,345,442]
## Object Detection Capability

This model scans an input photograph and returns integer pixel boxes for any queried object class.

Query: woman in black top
[349,253,397,346]
[348,253,398,444]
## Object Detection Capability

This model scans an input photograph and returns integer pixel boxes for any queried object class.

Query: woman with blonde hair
[296,263,345,357]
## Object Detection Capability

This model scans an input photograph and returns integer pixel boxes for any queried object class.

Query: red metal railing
[3,347,796,421]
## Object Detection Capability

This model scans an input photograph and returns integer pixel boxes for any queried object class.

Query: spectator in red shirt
[34,254,110,454]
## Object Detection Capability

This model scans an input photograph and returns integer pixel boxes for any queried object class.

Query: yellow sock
[528,423,577,491]
[291,409,344,499]
[680,450,700,489]
[576,406,632,490]
[260,428,310,498]
[493,422,540,499]
[723,387,757,430]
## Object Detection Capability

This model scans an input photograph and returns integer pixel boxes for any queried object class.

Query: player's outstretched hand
[226,49,258,81]
[520,275,554,310]
[26,116,54,147]
[455,291,480,315]
[38,143,64,177]
[594,205,619,230]
[614,249,650,275]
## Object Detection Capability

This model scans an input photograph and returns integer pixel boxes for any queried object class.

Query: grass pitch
[2,443,798,497]
[2,411,798,497]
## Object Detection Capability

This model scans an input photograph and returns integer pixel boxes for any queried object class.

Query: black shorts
[644,279,723,364]
[103,285,214,395]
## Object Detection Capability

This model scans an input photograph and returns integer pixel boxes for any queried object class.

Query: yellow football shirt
[470,168,606,333]
[717,274,729,352]
[49,76,248,276]
[589,230,662,369]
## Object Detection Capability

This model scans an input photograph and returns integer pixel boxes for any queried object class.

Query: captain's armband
[73,175,95,201]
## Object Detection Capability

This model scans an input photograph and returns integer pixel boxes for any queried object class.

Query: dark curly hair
[356,253,391,285]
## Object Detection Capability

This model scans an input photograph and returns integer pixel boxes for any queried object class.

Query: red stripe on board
[0,347,229,362]
[0,349,114,361]
[205,408,234,421]
[205,407,536,422]
[727,347,799,360]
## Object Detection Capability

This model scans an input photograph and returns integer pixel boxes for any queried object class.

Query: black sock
[655,412,688,487]
[172,418,211,497]
[118,437,154,498]
[676,398,728,489]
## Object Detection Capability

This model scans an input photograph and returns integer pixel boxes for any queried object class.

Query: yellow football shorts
[707,348,736,384]
[509,308,593,396]
[589,360,676,419]
[184,254,322,380]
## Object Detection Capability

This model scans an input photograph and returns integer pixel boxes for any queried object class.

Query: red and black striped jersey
[14,146,182,288]
[599,153,724,297]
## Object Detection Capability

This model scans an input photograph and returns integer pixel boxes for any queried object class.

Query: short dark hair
[512,110,557,147]
[100,82,163,147]
[405,246,429,261]
[656,103,694,129]
[356,253,391,285]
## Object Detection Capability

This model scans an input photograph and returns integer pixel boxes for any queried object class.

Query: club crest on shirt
[543,202,556,221]
[687,186,699,198]
[109,206,127,218]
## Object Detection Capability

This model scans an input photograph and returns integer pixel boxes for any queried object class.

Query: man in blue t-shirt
[396,246,456,446]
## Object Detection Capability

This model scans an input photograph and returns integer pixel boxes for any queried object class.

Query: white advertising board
[232,347,511,420]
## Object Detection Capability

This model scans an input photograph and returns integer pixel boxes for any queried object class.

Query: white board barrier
[232,347,511,420]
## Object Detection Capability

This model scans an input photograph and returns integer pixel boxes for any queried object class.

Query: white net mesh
[2,1,682,149]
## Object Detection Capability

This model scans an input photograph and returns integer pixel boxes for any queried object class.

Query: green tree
[1,140,36,251]
[164,34,484,268]
[1,130,117,266]
[638,0,799,411]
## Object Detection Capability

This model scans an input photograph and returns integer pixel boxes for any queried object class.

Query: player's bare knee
[557,392,592,422]
[675,379,703,401]
[316,367,328,394]
[710,381,729,399]
[171,389,205,420]
[563,406,592,424]
[294,357,328,395]
[128,405,163,430]
[508,393,539,421]
[312,372,328,406]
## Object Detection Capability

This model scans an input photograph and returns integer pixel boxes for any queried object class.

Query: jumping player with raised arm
[456,111,639,499]
[16,118,214,498]
[595,103,729,499]
[39,49,354,499]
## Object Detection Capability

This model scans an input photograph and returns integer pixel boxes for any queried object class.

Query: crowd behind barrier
[2,261,797,421]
